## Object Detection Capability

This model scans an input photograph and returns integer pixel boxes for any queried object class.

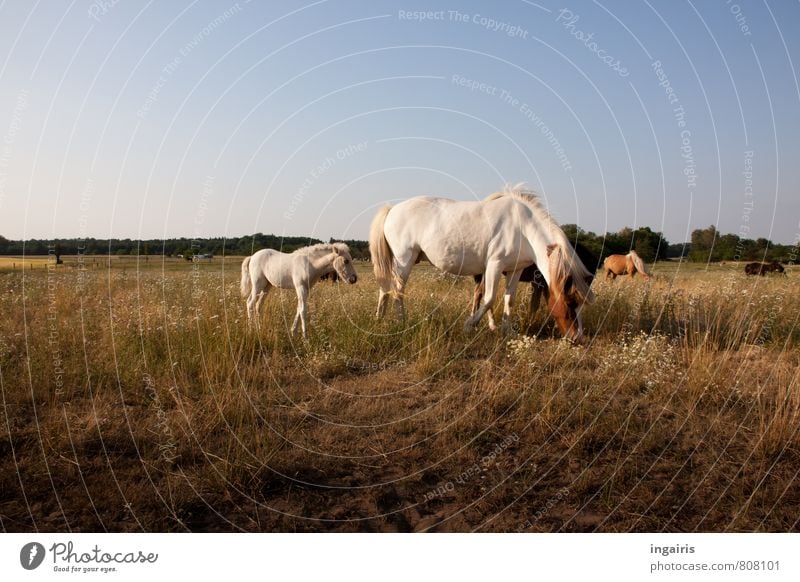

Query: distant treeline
[0,225,796,264]
[561,224,669,265]
[561,224,797,265]
[685,225,798,263]
[0,233,372,261]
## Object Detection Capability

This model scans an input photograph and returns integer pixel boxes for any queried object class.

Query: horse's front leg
[290,311,300,335]
[465,262,501,331]
[501,269,523,333]
[471,278,497,329]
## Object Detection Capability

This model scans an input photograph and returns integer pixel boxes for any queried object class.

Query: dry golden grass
[1,258,798,532]
[0,256,53,269]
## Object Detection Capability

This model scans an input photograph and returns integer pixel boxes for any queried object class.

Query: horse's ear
[547,244,558,257]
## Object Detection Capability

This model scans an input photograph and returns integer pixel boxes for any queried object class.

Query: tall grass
[0,260,798,532]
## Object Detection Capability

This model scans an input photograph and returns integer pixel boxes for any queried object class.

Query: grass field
[1,257,799,532]
[0,256,54,269]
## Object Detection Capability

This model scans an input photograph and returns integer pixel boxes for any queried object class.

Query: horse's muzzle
[348,275,358,284]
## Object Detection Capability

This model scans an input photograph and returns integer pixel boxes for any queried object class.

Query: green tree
[689,225,719,262]
[631,227,667,262]
[715,233,739,261]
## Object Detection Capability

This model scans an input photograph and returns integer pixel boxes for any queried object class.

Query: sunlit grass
[1,260,798,531]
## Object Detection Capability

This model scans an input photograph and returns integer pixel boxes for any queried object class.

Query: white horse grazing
[369,187,595,341]
[240,243,358,337]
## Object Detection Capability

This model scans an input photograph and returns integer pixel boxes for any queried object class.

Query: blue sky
[0,0,798,244]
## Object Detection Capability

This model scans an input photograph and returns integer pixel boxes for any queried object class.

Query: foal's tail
[628,250,649,277]
[369,205,395,289]
[240,255,252,298]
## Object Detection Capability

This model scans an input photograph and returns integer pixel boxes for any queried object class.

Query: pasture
[1,257,798,532]
[0,256,54,270]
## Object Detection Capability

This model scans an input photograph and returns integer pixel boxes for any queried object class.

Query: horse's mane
[487,184,594,304]
[485,184,560,231]
[292,242,350,256]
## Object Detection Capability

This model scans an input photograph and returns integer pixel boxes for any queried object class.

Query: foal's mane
[292,242,350,256]
[486,185,595,304]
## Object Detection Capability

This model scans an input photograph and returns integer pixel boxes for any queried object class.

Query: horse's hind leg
[254,282,271,314]
[247,274,269,324]
[392,249,419,322]
[291,285,309,338]
[376,285,391,318]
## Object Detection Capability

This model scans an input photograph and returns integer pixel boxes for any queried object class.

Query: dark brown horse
[470,242,599,329]
[744,261,785,276]
[319,271,339,282]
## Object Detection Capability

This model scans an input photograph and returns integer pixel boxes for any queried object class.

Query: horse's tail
[628,250,649,277]
[369,205,395,289]
[240,255,252,298]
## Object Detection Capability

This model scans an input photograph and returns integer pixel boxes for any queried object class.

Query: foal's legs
[254,282,271,314]
[291,284,309,338]
[246,272,270,324]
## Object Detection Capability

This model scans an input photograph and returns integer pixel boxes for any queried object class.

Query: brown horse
[603,250,649,280]
[744,261,784,276]
[471,242,599,330]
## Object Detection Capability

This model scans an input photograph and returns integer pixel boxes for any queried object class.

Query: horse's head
[546,244,595,343]
[331,245,358,284]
